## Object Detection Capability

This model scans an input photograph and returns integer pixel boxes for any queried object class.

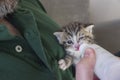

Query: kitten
[53,22,94,70]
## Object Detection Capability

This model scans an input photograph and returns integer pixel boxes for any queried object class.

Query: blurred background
[40,0,120,25]
[40,0,120,53]
[40,0,89,25]
[90,0,120,23]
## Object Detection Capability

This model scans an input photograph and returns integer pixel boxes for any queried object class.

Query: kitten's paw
[58,59,67,70]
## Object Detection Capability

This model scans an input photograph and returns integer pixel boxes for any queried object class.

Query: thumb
[84,48,96,58]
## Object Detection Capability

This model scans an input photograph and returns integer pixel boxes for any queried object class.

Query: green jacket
[0,0,74,80]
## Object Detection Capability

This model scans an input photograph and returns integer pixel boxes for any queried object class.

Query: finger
[84,48,96,58]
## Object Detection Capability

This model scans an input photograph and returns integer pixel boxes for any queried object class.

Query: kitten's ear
[85,25,94,33]
[53,32,63,44]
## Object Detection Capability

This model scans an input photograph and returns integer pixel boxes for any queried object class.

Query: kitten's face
[54,22,94,51]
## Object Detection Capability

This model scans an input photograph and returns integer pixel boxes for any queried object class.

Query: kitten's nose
[74,44,80,51]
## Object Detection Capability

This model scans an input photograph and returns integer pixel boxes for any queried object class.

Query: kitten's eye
[63,41,66,44]
[67,40,73,44]
[79,37,84,40]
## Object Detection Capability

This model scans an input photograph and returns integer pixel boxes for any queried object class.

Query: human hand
[75,48,96,80]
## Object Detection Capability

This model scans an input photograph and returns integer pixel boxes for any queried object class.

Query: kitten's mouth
[74,45,80,51]
[75,47,79,51]
[74,43,83,51]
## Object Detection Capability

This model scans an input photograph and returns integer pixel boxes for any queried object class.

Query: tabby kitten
[54,22,94,70]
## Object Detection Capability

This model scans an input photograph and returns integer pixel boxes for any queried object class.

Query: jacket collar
[0,0,51,70]
[5,7,50,70]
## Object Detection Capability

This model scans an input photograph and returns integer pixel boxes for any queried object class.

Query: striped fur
[0,0,18,18]
[55,22,94,48]
[54,22,95,70]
